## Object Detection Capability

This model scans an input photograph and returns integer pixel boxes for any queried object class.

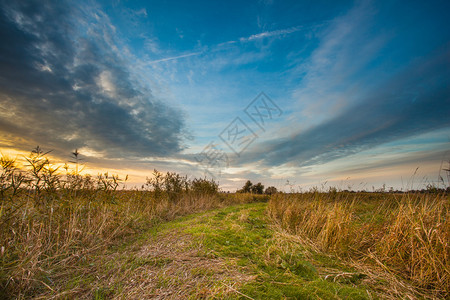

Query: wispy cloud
[237,46,450,168]
[240,26,303,42]
[143,51,203,65]
[234,1,450,170]
[214,25,304,48]
[135,8,147,17]
[141,25,303,67]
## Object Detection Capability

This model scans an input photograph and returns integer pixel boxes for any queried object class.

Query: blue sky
[0,0,449,191]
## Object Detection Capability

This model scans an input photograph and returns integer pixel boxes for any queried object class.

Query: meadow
[268,191,449,299]
[0,149,448,299]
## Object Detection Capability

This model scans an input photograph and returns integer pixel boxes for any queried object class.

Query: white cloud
[240,26,303,42]
[143,51,203,65]
[96,71,116,96]
[135,8,147,17]
[291,1,383,126]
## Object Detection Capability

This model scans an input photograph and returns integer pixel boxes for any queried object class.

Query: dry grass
[0,150,261,298]
[117,229,253,299]
[267,191,450,298]
[0,191,253,298]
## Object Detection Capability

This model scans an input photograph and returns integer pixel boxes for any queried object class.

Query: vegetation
[1,147,448,298]
[182,203,373,299]
[267,191,450,298]
[264,186,278,195]
[0,148,257,298]
[237,180,265,194]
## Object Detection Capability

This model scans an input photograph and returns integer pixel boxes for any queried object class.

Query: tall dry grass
[267,191,450,298]
[0,149,260,298]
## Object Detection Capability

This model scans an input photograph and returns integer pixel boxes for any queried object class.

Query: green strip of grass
[179,202,373,299]
[51,202,375,299]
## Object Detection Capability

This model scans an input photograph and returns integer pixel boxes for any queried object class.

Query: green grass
[0,196,385,299]
[179,202,373,299]
[47,202,372,299]
[0,149,384,298]
[7,180,442,298]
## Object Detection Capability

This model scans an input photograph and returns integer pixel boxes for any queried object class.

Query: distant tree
[244,180,253,192]
[251,182,264,194]
[237,180,265,194]
[238,180,253,193]
[264,186,277,195]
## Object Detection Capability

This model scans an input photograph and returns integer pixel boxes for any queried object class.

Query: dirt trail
[88,210,254,300]
[117,230,252,299]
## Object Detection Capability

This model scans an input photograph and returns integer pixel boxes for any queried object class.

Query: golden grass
[0,190,252,298]
[0,150,263,298]
[267,192,450,298]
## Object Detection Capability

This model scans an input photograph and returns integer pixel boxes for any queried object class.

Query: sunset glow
[1,0,449,191]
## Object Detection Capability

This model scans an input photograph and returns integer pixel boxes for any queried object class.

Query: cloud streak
[239,26,303,42]
[143,51,203,65]
[233,1,450,170]
[238,46,450,168]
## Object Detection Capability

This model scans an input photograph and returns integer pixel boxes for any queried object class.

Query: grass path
[62,202,375,299]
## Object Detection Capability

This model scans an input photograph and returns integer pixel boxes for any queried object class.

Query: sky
[0,0,449,191]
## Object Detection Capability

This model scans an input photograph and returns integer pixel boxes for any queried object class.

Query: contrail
[144,51,203,65]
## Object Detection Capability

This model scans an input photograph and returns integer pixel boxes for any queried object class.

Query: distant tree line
[237,180,277,195]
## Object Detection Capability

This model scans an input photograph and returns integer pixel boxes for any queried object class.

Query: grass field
[268,192,449,299]
[1,151,449,299]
